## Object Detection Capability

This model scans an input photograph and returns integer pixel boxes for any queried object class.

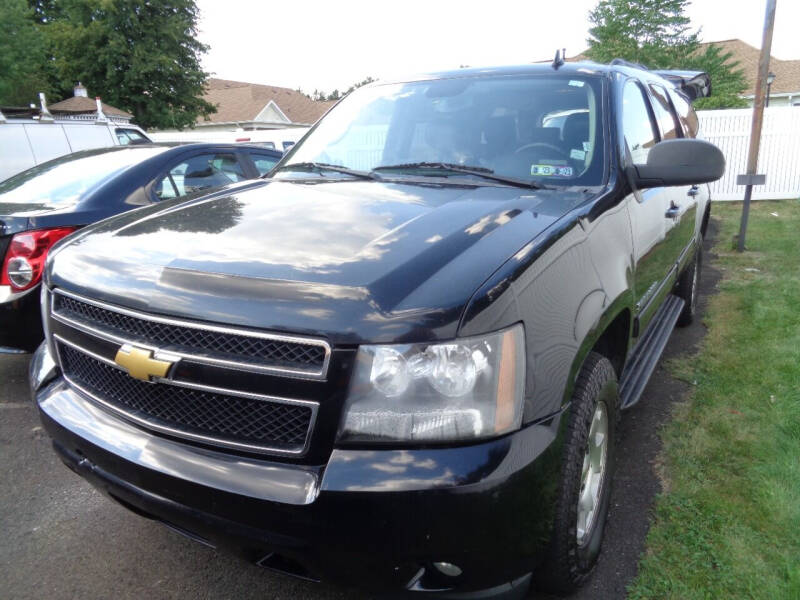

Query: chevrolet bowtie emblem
[114,344,174,382]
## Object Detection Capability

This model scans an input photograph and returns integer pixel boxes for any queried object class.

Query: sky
[196,0,800,93]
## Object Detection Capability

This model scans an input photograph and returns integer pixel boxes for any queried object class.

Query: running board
[620,294,685,410]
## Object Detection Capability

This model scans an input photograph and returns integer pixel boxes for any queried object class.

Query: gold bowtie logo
[114,344,174,382]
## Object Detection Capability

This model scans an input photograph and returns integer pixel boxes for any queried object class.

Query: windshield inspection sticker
[531,164,574,177]
[568,80,585,87]
[570,148,586,160]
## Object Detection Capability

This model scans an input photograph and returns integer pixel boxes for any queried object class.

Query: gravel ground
[0,223,719,600]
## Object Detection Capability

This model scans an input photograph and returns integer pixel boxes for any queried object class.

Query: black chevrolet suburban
[31,60,724,598]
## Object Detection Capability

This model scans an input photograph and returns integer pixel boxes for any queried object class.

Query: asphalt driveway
[0,223,719,600]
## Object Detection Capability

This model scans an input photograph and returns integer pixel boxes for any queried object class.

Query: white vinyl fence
[698,107,800,200]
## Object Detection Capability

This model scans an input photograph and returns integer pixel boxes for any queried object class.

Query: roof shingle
[201,78,335,125]
[48,96,133,118]
[697,39,800,95]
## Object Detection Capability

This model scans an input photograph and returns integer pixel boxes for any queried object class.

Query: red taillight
[235,137,251,142]
[0,227,77,291]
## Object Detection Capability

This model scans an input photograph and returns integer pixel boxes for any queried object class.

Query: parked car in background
[0,108,152,183]
[0,143,281,351]
[31,61,722,598]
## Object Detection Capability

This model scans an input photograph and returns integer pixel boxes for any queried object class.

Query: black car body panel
[33,61,718,597]
[48,180,594,346]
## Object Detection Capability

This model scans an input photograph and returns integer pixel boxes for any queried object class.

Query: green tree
[0,0,50,106]
[586,0,747,109]
[307,77,376,102]
[688,45,749,109]
[40,0,215,129]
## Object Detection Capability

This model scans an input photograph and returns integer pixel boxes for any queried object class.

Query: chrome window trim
[53,334,319,456]
[50,287,331,380]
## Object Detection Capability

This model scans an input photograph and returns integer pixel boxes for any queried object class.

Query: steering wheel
[514,142,571,161]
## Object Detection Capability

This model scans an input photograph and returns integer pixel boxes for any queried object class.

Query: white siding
[698,107,800,200]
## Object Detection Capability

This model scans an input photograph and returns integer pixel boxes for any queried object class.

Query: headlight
[338,324,525,443]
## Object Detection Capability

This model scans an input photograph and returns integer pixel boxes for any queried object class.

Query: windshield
[277,74,605,186]
[0,147,168,209]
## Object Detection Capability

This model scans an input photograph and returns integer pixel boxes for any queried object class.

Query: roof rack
[609,58,650,71]
[653,70,712,100]
[608,58,712,101]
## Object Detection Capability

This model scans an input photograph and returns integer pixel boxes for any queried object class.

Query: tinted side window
[154,153,247,200]
[666,88,699,138]
[649,84,680,139]
[622,81,658,163]
[250,153,278,176]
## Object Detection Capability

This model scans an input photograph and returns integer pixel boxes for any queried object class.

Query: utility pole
[737,0,777,252]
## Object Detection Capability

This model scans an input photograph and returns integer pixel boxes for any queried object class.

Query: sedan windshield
[0,147,168,209]
[276,74,605,186]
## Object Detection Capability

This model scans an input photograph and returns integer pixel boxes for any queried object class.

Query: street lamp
[766,71,776,107]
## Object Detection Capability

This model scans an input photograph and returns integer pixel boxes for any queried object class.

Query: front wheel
[536,352,618,595]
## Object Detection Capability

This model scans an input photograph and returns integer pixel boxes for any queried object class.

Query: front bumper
[31,343,563,597]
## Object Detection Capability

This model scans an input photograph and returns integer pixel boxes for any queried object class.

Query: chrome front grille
[57,342,314,452]
[48,288,326,455]
[51,289,330,379]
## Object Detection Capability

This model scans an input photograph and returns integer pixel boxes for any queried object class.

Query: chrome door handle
[687,185,699,197]
[665,202,680,219]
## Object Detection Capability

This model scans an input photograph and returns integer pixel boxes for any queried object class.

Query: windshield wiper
[273,161,381,181]
[372,162,547,189]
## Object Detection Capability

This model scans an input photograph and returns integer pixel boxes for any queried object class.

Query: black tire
[536,352,618,595]
[676,236,703,327]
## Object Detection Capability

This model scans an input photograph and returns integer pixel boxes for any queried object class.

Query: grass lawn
[628,200,800,599]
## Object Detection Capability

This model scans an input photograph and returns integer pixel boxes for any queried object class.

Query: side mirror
[627,138,725,189]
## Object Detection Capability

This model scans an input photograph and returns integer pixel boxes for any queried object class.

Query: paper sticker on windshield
[531,164,573,177]
[568,80,585,87]
[570,149,586,160]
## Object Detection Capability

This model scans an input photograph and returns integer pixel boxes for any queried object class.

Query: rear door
[0,124,36,180]
[621,79,676,334]
[648,83,697,269]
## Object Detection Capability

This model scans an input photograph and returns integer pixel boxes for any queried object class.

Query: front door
[621,80,677,336]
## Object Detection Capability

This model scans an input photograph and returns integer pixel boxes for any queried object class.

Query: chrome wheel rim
[577,400,609,545]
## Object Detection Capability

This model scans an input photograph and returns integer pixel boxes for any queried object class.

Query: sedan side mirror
[627,138,725,189]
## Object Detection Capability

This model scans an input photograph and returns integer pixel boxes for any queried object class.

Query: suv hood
[49,180,590,343]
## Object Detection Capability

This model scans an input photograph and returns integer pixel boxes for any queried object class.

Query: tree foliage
[0,0,50,106]
[0,0,215,128]
[308,77,376,102]
[585,0,747,109]
[40,0,215,129]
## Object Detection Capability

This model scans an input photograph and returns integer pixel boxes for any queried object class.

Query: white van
[148,127,309,152]
[0,107,150,182]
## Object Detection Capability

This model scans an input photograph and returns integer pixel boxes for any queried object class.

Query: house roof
[697,39,800,95]
[48,96,133,118]
[201,78,335,125]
